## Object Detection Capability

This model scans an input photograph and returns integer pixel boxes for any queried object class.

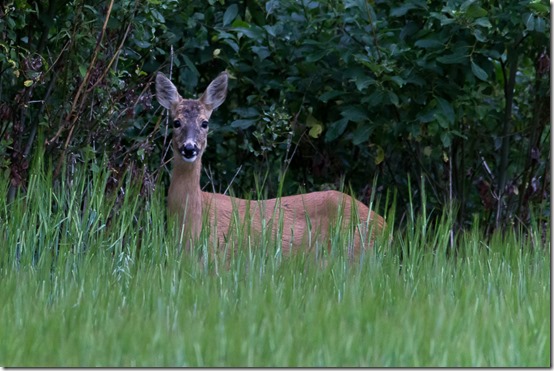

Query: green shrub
[0,0,549,233]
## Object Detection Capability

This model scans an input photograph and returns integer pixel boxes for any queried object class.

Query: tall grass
[0,153,550,367]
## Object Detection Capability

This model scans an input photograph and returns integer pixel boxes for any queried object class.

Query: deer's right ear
[156,73,180,110]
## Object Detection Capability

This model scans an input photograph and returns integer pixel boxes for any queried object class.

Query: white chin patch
[182,155,197,163]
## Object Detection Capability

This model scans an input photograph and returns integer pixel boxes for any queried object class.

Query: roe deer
[156,71,386,259]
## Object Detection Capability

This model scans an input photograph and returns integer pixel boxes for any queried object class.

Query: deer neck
[172,157,202,192]
[168,156,203,236]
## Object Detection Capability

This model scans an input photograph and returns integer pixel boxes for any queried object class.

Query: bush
[0,0,549,234]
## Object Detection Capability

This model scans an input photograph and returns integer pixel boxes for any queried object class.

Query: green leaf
[182,55,200,77]
[305,47,330,63]
[465,4,487,18]
[472,29,487,42]
[223,4,239,26]
[435,113,450,129]
[325,118,348,142]
[231,19,248,28]
[78,65,87,77]
[417,110,435,123]
[414,38,445,49]
[389,75,406,88]
[265,0,279,15]
[233,21,262,40]
[340,106,367,124]
[231,119,257,129]
[373,144,385,165]
[308,124,323,138]
[306,113,323,138]
[150,9,165,23]
[390,3,419,17]
[473,17,492,28]
[423,146,432,157]
[232,107,259,117]
[471,60,488,81]
[364,90,384,107]
[221,38,239,53]
[231,23,263,39]
[387,91,399,106]
[353,75,375,91]
[534,16,545,33]
[134,39,151,49]
[440,132,452,147]
[523,13,535,31]
[450,129,468,140]
[252,46,270,60]
[528,1,549,15]
[351,125,373,145]
[319,90,343,103]
[459,0,475,12]
[435,97,455,124]
[437,53,467,64]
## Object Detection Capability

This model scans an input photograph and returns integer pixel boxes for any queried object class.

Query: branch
[46,0,115,147]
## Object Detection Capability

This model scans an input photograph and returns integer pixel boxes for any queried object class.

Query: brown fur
[156,72,386,259]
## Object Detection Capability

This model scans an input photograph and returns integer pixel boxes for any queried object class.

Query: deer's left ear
[200,72,228,111]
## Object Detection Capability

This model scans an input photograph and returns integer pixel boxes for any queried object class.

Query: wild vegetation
[1,0,549,233]
[0,0,550,367]
[0,156,550,367]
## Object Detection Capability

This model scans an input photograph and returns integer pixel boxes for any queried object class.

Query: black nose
[181,143,199,159]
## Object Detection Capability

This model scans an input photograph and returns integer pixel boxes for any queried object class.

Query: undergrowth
[0,153,549,367]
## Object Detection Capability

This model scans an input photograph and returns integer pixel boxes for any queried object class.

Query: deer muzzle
[180,142,200,162]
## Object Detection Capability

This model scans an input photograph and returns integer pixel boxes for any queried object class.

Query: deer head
[156,72,228,164]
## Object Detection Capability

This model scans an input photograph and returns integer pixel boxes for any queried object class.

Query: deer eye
[201,120,209,129]
[173,119,181,128]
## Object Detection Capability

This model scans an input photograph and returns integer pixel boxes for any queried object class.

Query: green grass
[0,155,550,367]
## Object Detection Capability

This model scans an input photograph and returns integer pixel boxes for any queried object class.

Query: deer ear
[156,72,180,110]
[200,72,228,111]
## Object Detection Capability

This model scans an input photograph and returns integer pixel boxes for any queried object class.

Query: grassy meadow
[0,156,550,367]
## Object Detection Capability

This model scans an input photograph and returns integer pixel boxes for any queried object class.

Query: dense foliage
[0,0,550,234]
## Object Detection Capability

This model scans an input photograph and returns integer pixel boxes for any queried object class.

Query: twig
[160,45,175,169]
[202,164,216,193]
[223,164,243,196]
[479,153,495,181]
[86,15,133,93]
[282,129,303,178]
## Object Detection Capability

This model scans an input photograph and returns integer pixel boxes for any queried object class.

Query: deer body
[157,72,385,258]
